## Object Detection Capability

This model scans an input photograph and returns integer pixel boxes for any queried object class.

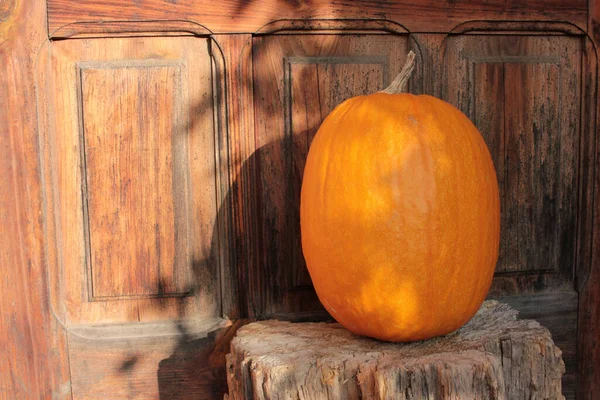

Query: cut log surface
[226,301,565,399]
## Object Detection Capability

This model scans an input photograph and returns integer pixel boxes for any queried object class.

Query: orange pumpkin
[300,52,500,342]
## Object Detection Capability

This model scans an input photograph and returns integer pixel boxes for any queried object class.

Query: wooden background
[1,0,600,399]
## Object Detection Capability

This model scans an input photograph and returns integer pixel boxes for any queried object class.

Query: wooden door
[35,35,234,398]
[250,27,594,399]
[3,1,600,399]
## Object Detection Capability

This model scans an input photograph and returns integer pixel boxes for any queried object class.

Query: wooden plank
[472,62,506,267]
[252,34,414,317]
[411,34,446,98]
[504,61,560,274]
[45,0,587,37]
[0,0,72,398]
[211,34,259,319]
[577,40,598,295]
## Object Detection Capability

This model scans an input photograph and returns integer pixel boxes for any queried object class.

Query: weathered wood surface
[66,319,248,400]
[212,33,259,321]
[3,0,598,397]
[38,36,225,325]
[0,0,71,397]
[444,35,580,288]
[493,292,577,400]
[227,301,564,399]
[46,0,587,37]
[578,3,600,398]
[34,34,237,399]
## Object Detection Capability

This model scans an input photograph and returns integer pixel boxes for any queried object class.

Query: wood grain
[36,34,234,399]
[0,0,72,398]
[67,319,249,399]
[410,34,445,98]
[252,34,415,318]
[211,34,260,320]
[81,63,190,299]
[45,0,587,37]
[227,301,565,399]
[444,35,581,289]
[578,2,600,397]
[472,61,507,269]
[4,2,598,397]
[492,291,578,400]
[39,36,224,325]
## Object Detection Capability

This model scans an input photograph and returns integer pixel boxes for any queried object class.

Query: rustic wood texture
[3,2,598,398]
[0,0,72,398]
[252,34,418,319]
[441,34,587,398]
[67,319,248,399]
[227,301,565,399]
[81,64,190,299]
[45,0,587,36]
[35,34,234,399]
[493,291,578,400]
[211,34,259,320]
[246,28,588,398]
[38,36,223,325]
[579,2,600,397]
[410,34,445,98]
[444,35,581,291]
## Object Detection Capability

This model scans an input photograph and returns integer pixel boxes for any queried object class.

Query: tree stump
[226,301,565,399]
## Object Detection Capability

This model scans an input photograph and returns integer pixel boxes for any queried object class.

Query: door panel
[252,34,418,318]
[443,34,584,399]
[37,36,231,398]
[43,36,220,325]
[444,36,580,294]
[81,62,192,299]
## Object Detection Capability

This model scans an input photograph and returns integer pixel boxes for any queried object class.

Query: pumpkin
[300,51,500,342]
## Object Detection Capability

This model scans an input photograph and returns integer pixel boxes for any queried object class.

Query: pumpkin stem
[381,50,416,94]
